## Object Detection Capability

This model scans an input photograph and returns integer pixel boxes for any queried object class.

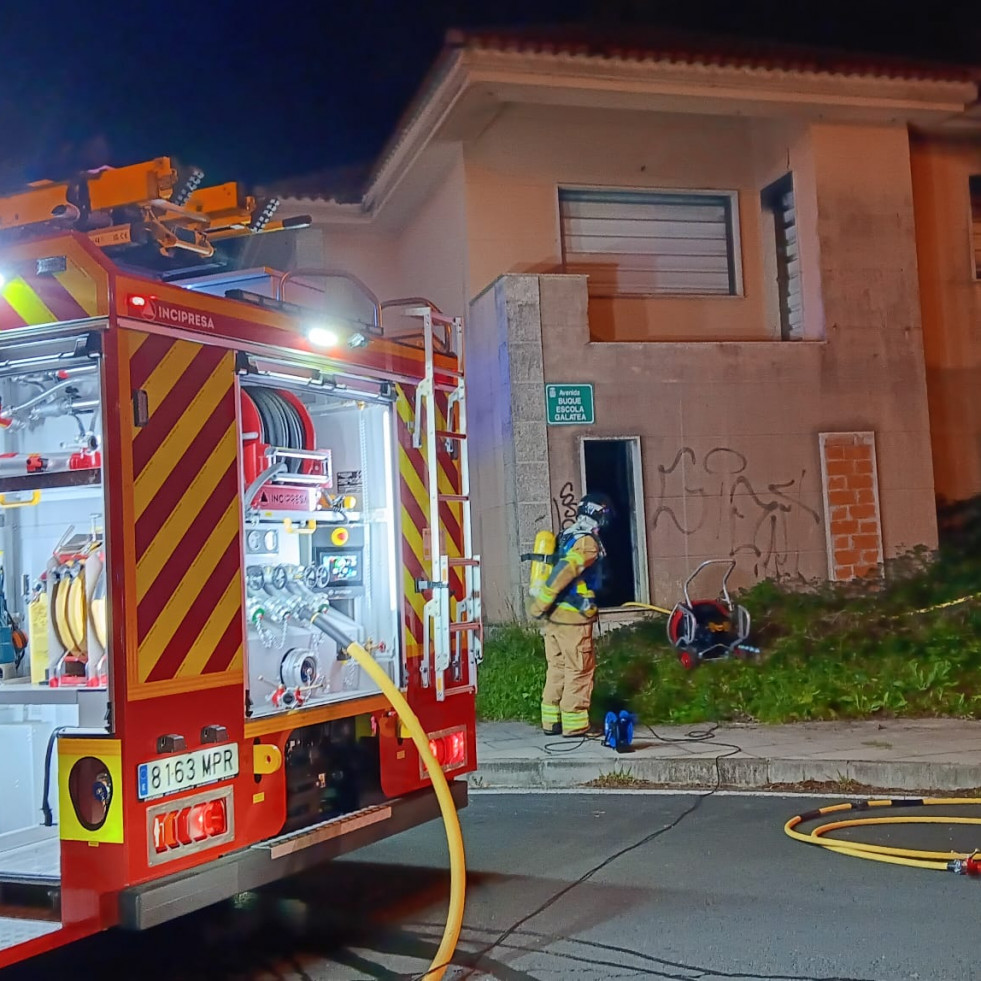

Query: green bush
[476,535,981,727]
[475,623,546,721]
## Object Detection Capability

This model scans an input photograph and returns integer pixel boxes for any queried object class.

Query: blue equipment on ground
[604,710,635,753]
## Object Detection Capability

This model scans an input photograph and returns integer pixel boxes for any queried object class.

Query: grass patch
[475,623,547,722]
[477,514,981,728]
[586,769,658,789]
[765,780,981,798]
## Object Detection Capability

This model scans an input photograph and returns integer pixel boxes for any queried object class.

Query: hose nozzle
[308,611,352,659]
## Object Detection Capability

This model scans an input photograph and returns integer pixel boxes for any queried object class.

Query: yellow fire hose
[785,797,981,873]
[622,601,672,615]
[311,615,465,981]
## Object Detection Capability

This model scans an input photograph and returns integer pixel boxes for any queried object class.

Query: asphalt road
[5,790,981,980]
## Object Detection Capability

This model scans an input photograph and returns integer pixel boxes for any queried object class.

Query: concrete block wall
[467,277,551,620]
[500,277,552,569]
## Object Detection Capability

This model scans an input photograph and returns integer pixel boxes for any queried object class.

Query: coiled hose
[310,613,466,980]
[785,797,981,872]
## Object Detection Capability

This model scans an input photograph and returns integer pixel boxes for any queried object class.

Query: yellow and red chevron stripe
[397,388,427,652]
[125,330,244,696]
[0,260,100,329]
[396,386,465,657]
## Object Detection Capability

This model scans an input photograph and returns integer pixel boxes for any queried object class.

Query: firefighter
[527,492,614,737]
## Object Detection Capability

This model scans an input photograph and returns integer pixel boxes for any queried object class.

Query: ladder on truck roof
[0,156,310,261]
[410,307,482,701]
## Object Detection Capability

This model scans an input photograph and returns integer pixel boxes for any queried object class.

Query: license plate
[137,744,239,801]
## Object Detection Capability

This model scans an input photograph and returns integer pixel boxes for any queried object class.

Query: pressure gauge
[245,566,265,591]
[246,530,264,552]
[271,565,289,590]
[315,564,331,589]
[302,565,319,589]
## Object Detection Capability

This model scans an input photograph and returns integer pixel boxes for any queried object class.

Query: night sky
[1,0,977,192]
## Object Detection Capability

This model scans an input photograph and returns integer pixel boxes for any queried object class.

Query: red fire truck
[0,157,480,968]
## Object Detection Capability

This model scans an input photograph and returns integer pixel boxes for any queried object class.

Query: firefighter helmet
[577,492,614,530]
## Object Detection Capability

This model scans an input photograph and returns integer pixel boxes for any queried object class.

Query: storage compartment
[239,364,402,718]
[0,329,111,881]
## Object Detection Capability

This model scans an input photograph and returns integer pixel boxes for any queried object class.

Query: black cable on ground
[411,725,745,981]
[541,732,603,754]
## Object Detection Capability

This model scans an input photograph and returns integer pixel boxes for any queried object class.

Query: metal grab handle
[682,559,737,607]
[0,490,41,508]
[282,518,316,535]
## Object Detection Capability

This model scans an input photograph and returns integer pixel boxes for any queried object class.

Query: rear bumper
[119,780,468,930]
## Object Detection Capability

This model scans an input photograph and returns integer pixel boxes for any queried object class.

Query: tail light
[148,787,233,865]
[421,725,468,779]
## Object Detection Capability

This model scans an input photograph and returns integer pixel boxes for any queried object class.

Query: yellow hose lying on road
[312,617,465,981]
[785,797,981,873]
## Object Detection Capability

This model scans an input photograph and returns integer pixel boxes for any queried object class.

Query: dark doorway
[583,438,644,607]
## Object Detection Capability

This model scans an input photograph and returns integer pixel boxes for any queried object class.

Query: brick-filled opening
[819,432,883,581]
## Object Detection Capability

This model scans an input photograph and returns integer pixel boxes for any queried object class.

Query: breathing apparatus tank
[528,529,556,594]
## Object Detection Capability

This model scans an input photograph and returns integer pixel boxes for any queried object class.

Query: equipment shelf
[0,470,101,494]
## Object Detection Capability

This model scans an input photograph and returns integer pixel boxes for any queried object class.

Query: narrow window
[970,175,981,280]
[761,173,802,341]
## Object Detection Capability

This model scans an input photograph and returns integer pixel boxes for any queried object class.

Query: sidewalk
[470,719,981,793]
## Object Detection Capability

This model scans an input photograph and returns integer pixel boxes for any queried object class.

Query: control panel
[313,525,365,600]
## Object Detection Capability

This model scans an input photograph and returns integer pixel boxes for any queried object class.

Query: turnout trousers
[540,620,595,734]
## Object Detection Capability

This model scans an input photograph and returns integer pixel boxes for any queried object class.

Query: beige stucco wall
[389,149,469,323]
[464,104,800,342]
[292,98,947,619]
[467,281,548,618]
[910,136,981,504]
[473,119,939,610]
[306,149,469,335]
[537,274,830,602]
[808,123,937,555]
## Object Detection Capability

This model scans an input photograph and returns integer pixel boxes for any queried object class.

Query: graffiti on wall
[552,480,578,531]
[652,446,821,580]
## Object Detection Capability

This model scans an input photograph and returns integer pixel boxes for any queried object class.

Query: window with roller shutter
[558,187,740,298]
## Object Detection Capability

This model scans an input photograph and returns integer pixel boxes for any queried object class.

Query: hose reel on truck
[240,386,337,508]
